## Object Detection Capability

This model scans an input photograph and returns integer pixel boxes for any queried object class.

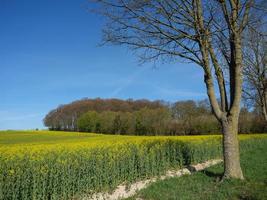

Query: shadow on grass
[238,195,258,200]
[200,169,223,180]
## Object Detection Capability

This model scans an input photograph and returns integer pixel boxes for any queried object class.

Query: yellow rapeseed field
[0,130,266,200]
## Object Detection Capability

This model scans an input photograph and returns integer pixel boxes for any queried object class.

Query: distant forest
[44,98,267,135]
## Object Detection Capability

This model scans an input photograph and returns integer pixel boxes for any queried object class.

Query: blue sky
[0,0,207,130]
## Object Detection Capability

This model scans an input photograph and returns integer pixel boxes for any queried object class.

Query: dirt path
[81,159,223,200]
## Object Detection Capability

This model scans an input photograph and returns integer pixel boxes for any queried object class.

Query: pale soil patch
[81,159,222,200]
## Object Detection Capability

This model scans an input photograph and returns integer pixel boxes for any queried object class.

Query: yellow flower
[8,169,15,175]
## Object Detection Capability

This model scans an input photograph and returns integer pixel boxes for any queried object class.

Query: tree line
[44,98,267,135]
[44,98,165,131]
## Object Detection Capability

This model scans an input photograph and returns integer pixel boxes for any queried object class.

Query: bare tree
[243,26,267,121]
[92,0,266,179]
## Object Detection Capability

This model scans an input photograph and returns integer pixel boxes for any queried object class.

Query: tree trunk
[263,82,267,121]
[261,101,267,122]
[221,117,244,179]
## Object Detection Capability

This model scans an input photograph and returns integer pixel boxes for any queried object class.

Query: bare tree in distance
[243,24,267,121]
[92,0,266,179]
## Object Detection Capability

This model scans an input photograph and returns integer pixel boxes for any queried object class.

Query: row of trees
[77,108,221,135]
[44,98,165,131]
[44,98,267,135]
[77,108,171,135]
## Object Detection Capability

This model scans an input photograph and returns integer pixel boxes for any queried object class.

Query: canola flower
[0,131,266,200]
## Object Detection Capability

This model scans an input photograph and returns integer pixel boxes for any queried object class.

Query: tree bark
[263,79,267,121]
[221,116,244,179]
[198,0,244,179]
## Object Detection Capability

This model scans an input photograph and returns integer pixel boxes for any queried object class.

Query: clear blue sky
[0,0,208,130]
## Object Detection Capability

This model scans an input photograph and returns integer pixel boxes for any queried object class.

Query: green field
[0,131,266,200]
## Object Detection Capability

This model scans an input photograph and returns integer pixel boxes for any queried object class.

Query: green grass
[125,139,267,200]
